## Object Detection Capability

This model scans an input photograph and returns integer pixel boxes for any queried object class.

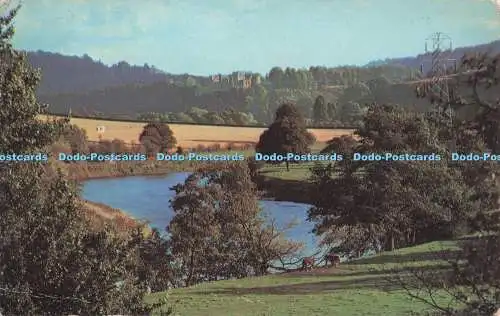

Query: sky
[4,0,500,75]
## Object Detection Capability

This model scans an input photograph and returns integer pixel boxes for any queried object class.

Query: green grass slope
[147,240,461,316]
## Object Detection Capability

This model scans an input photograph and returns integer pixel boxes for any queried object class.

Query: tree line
[37,82,372,128]
[136,107,258,126]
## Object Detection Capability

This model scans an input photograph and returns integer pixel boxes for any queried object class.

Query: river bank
[69,162,315,205]
[64,161,194,227]
[62,160,199,181]
[81,198,144,232]
[255,175,315,205]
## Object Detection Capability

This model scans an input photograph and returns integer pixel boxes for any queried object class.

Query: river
[82,172,320,256]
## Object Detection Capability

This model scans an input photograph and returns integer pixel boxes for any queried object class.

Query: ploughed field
[38,115,354,149]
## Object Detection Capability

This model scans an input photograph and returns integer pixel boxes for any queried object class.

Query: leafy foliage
[167,162,301,286]
[309,104,475,253]
[0,7,171,314]
[397,53,500,316]
[139,122,177,155]
[256,102,315,170]
[60,124,89,154]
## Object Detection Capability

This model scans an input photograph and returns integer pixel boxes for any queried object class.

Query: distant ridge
[365,39,500,68]
[25,39,500,123]
[27,40,500,96]
[26,50,205,95]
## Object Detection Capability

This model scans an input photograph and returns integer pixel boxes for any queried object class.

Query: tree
[135,228,177,292]
[313,95,328,125]
[0,7,166,314]
[168,162,300,285]
[391,233,500,316]
[296,97,313,118]
[256,102,315,171]
[391,52,500,316]
[338,101,365,126]
[320,134,358,156]
[0,165,159,314]
[110,138,127,153]
[61,124,89,154]
[250,85,269,122]
[187,107,209,123]
[139,122,177,155]
[327,102,337,122]
[171,112,195,123]
[274,102,302,121]
[268,67,284,88]
[205,111,225,124]
[308,104,475,254]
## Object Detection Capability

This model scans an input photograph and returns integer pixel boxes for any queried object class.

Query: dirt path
[284,266,354,276]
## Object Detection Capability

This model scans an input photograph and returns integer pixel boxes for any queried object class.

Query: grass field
[257,142,330,181]
[39,115,354,149]
[147,241,460,316]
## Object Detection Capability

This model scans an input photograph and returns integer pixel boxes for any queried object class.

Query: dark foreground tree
[390,52,500,316]
[0,7,167,315]
[256,102,315,171]
[139,122,177,155]
[168,161,301,285]
[0,166,157,314]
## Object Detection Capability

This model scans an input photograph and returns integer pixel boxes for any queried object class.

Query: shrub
[195,144,206,152]
[111,138,127,153]
[209,143,222,152]
[62,124,89,153]
[226,142,237,151]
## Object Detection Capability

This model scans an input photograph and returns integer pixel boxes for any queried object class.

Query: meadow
[38,115,354,149]
[147,240,460,316]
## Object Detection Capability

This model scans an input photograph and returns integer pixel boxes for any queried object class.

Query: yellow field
[39,115,355,149]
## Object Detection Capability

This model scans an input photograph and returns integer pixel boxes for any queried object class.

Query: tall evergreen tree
[327,102,337,122]
[313,95,328,125]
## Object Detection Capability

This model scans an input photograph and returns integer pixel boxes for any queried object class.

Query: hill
[366,39,500,68]
[37,83,251,117]
[28,39,500,126]
[28,40,500,97]
[26,50,206,95]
